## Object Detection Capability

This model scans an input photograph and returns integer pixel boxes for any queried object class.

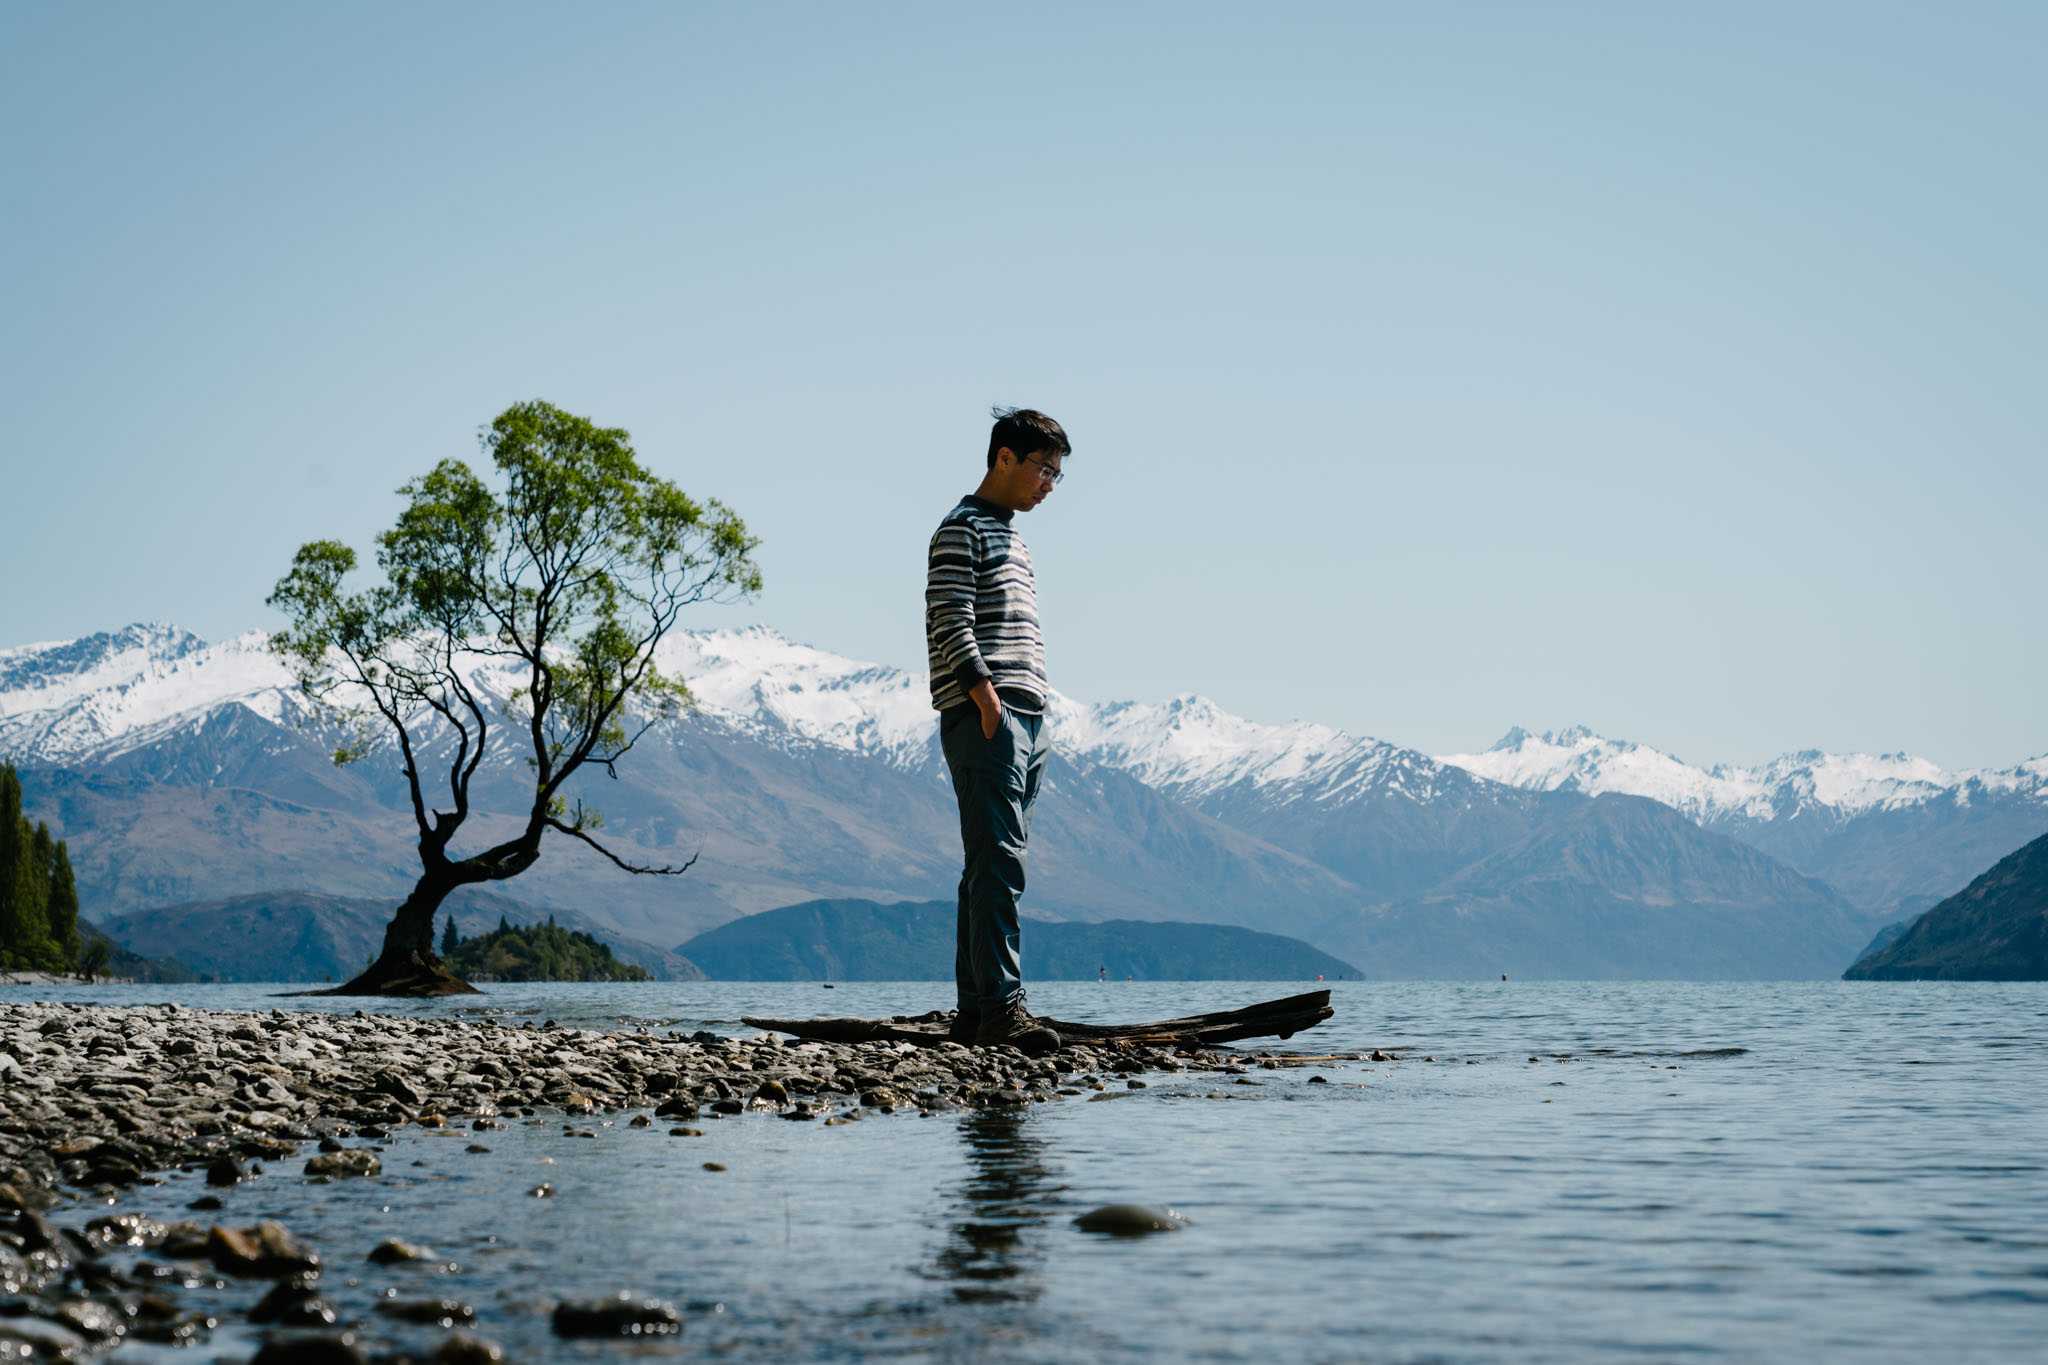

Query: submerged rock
[552,1292,684,1338]
[367,1237,433,1264]
[251,1331,368,1364]
[304,1150,380,1179]
[378,1297,476,1325]
[1074,1204,1187,1235]
[435,1334,506,1363]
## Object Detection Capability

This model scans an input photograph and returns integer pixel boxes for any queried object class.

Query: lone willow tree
[270,400,760,995]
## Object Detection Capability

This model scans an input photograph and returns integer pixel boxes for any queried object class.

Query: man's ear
[992,446,1015,470]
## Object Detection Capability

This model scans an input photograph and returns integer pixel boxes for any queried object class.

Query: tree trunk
[322,874,480,997]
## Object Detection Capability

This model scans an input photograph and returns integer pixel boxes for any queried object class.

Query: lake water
[21,979,2048,1362]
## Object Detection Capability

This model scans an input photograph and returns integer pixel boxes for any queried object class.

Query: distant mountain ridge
[676,899,1359,981]
[6,621,2018,978]
[1442,724,2047,824]
[1443,725,2048,921]
[102,890,701,982]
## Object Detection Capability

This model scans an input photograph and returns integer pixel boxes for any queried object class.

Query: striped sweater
[925,495,1049,713]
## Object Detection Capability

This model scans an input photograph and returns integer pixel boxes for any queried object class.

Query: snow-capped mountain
[1441,725,2048,824]
[0,624,940,770]
[0,624,1471,812]
[1440,725,2048,921]
[1439,725,1770,821]
[8,622,2025,976]
[1051,693,1464,809]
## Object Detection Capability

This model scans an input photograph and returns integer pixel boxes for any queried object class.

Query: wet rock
[551,1292,685,1338]
[14,1208,60,1252]
[753,1080,789,1105]
[304,1150,380,1179]
[435,1333,506,1363]
[155,1219,213,1258]
[206,1155,247,1187]
[378,1297,476,1325]
[208,1221,321,1277]
[627,1114,651,1128]
[1074,1204,1187,1235]
[528,1183,554,1198]
[129,1305,218,1346]
[1307,1074,1328,1084]
[654,1097,698,1119]
[367,1237,434,1264]
[84,1212,169,1250]
[251,1330,368,1364]
[465,1143,491,1154]
[0,1180,56,1212]
[250,1276,339,1327]
[189,1195,224,1212]
[53,1298,126,1341]
[0,1317,91,1359]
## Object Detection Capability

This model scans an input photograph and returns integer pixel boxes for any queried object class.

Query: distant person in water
[926,406,1069,1054]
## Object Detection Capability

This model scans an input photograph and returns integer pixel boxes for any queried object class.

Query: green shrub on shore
[0,762,82,973]
[443,914,650,983]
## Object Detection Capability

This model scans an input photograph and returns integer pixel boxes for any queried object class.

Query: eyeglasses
[1022,453,1065,486]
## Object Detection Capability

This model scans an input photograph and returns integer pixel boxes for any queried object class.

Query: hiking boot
[973,998,1061,1054]
[946,1010,979,1044]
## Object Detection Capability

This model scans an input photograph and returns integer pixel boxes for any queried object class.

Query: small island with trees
[439,914,650,983]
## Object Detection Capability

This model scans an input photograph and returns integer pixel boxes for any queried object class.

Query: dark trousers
[939,703,1051,1015]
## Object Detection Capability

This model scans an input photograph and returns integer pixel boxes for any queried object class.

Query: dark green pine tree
[14,820,58,971]
[47,839,82,970]
[0,764,20,969]
[441,915,459,956]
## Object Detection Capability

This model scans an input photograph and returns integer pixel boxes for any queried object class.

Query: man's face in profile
[998,447,1063,512]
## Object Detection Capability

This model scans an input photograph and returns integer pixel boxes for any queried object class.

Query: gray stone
[304,1150,380,1179]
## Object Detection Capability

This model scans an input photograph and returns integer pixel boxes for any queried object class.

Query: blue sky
[4,2,2042,767]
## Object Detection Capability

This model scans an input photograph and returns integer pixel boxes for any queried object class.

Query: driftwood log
[744,989,1334,1050]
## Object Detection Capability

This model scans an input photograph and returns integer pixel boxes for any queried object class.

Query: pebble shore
[1,999,1343,1360]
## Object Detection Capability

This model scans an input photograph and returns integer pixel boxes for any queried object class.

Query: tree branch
[545,817,700,876]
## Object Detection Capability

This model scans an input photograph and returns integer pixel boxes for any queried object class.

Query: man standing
[926,407,1069,1053]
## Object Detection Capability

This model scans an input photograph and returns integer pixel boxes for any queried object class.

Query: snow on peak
[0,624,294,752]
[5,624,2040,820]
[654,627,937,761]
[1051,691,1431,804]
[1734,749,1955,816]
[1443,725,1763,821]
[1444,726,2048,821]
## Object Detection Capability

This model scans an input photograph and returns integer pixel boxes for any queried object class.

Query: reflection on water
[928,1109,1064,1304]
[18,980,2048,1361]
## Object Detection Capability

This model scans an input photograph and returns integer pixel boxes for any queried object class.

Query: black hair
[987,406,1070,470]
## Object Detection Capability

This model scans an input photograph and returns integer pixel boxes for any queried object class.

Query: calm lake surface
[21,979,2048,1362]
